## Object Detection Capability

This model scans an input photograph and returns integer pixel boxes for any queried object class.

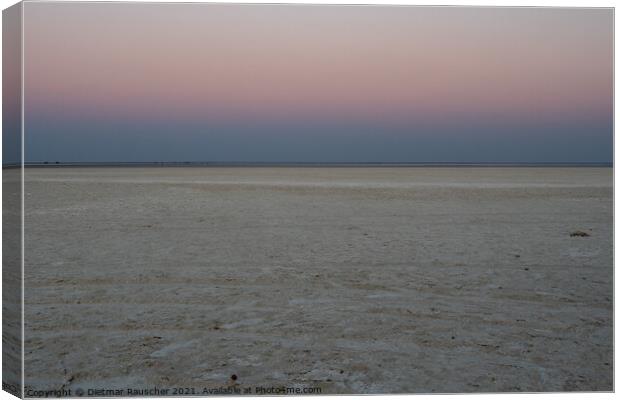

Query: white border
[20,1,24,398]
[12,0,620,6]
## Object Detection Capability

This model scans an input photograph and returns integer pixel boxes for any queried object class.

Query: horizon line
[4,161,614,168]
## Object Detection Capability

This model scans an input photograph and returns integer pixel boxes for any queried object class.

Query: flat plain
[23,167,613,393]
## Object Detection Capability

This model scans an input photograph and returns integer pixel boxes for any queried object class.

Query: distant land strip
[3,161,614,168]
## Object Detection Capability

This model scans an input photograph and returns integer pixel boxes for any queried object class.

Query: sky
[17,3,614,163]
[2,2,21,164]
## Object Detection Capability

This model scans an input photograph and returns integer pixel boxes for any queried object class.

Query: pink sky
[24,4,612,122]
[18,3,613,163]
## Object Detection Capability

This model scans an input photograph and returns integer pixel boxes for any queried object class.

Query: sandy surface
[23,167,612,394]
[3,168,23,395]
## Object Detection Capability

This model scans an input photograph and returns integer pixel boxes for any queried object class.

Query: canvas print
[2,1,614,397]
